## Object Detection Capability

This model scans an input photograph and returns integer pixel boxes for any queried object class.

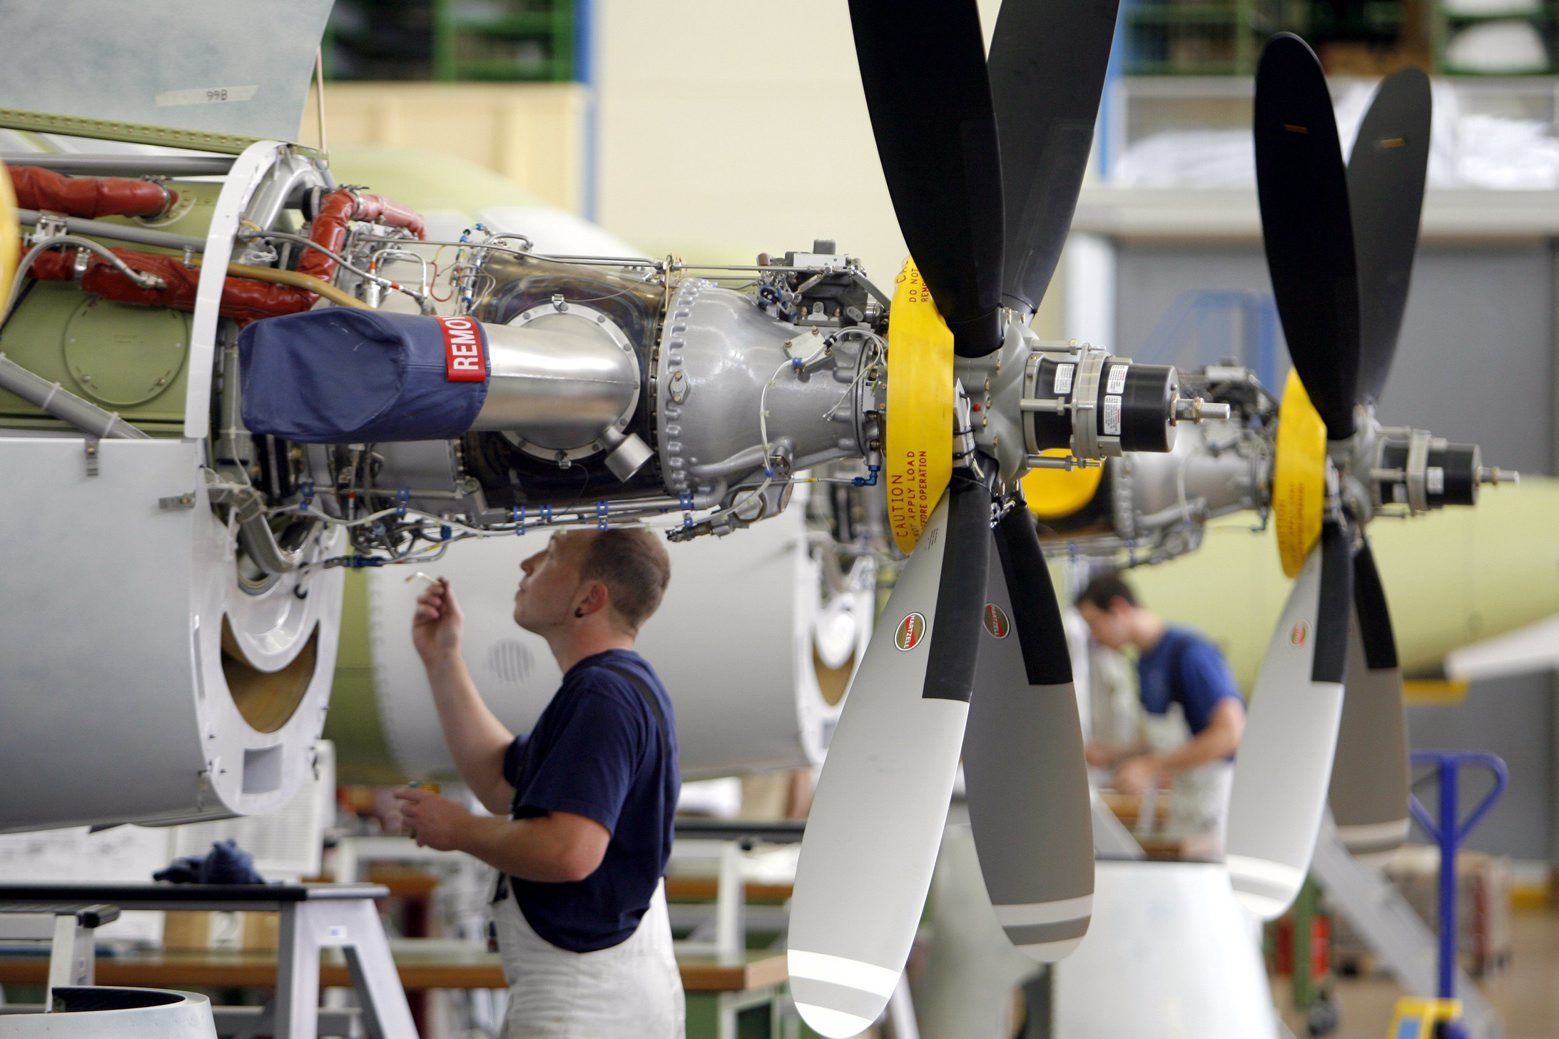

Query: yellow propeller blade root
[884,259,955,555]
[1273,368,1327,578]
[1023,450,1104,520]
[0,158,18,310]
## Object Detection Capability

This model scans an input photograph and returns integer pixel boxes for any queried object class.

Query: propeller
[962,501,1094,961]
[790,1,1124,1032]
[1328,543,1411,859]
[1226,522,1352,917]
[847,0,1004,357]
[1348,67,1431,410]
[988,0,1121,319]
[788,479,990,1038]
[1228,34,1433,916]
[1251,33,1361,442]
[1326,73,1428,858]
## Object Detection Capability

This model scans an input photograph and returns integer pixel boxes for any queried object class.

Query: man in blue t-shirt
[1076,572,1245,852]
[394,527,683,1037]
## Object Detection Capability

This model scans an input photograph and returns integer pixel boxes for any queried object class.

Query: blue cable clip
[395,488,410,519]
[440,524,452,542]
[594,501,610,531]
[299,478,315,513]
[346,555,385,569]
[539,504,553,525]
[511,505,526,534]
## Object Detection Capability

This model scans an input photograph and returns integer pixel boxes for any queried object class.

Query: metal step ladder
[1308,822,1502,1039]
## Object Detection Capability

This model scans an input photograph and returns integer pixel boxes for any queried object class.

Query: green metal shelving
[325,0,576,83]
[1122,0,1298,75]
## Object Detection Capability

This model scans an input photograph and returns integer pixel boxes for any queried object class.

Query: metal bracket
[158,490,197,510]
[83,437,100,476]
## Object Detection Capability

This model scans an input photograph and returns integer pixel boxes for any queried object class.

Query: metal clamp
[1070,351,1105,460]
[1404,427,1432,513]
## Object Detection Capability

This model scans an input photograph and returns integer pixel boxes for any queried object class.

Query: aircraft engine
[1029,364,1276,564]
[236,238,891,552]
[0,142,894,832]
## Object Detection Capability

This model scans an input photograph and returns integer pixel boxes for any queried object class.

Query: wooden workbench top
[0,940,787,994]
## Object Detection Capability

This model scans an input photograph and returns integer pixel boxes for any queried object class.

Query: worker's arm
[412,580,517,815]
[1085,736,1151,769]
[1112,698,1245,794]
[394,790,609,883]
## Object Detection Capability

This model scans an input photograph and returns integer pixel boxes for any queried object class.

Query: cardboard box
[1327,845,1513,976]
[162,910,279,951]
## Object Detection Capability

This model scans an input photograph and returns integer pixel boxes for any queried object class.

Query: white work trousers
[493,880,686,1038]
[1143,705,1235,853]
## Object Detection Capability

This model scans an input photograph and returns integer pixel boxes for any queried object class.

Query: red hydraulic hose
[8,166,175,219]
[28,247,314,323]
[296,189,427,282]
[15,185,426,322]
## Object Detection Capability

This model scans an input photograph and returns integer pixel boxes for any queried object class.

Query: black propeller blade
[963,503,1093,962]
[1329,539,1411,858]
[988,0,1121,319]
[1253,33,1361,440]
[1227,520,1353,917]
[1323,66,1432,856]
[1348,67,1431,409]
[847,0,1005,357]
[788,479,991,1036]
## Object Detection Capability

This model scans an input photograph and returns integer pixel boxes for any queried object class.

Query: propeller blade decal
[847,0,1005,357]
[963,506,1093,962]
[1328,541,1410,858]
[988,0,1121,318]
[1254,33,1361,440]
[788,481,990,1037]
[1226,523,1352,918]
[1349,66,1431,409]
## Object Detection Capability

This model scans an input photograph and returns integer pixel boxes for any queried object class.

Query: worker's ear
[573,581,609,619]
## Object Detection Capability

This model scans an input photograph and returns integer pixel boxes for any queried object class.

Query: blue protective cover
[239,308,489,442]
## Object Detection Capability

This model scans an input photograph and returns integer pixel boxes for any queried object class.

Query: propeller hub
[966,319,1235,487]
[1368,427,1488,513]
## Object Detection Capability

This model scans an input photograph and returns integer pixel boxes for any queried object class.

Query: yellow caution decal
[0,158,17,306]
[1023,450,1104,519]
[884,259,954,555]
[1273,368,1326,578]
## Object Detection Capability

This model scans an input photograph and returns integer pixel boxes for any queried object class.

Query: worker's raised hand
[411,577,464,663]
[393,785,470,852]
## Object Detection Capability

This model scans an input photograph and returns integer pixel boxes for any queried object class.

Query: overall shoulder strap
[596,661,670,763]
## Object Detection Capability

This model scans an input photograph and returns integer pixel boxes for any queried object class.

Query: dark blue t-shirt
[501,648,680,952]
[1136,628,1244,749]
